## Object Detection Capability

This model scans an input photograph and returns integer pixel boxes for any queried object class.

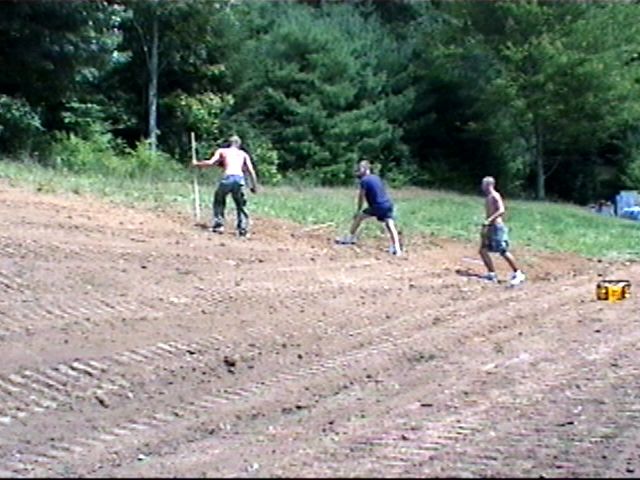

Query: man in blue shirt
[336,160,402,256]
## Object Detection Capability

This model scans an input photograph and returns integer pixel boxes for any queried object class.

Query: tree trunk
[534,120,545,200]
[147,9,159,154]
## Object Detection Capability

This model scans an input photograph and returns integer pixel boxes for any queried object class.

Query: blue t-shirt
[360,174,392,209]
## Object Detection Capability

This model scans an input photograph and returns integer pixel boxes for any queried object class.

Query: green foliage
[3,0,640,204]
[48,130,121,174]
[620,134,640,190]
[228,2,411,185]
[167,92,234,136]
[60,101,112,139]
[0,1,119,130]
[246,136,282,186]
[438,1,640,199]
[383,162,429,189]
[112,0,238,156]
[0,95,43,154]
[48,129,179,180]
[163,91,235,159]
[622,160,640,190]
[122,140,182,180]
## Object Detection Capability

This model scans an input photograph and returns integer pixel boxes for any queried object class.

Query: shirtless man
[192,135,258,237]
[479,176,525,286]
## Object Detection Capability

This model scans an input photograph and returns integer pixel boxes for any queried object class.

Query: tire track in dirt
[0,231,433,288]
[337,335,640,478]
[262,275,640,477]
[147,270,626,477]
[0,271,596,476]
[0,278,417,431]
[0,268,27,294]
[0,337,223,427]
[93,271,607,477]
[246,307,633,476]
[0,296,164,336]
[0,226,461,341]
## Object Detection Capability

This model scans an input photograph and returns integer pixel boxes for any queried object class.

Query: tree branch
[544,155,562,179]
[131,16,150,71]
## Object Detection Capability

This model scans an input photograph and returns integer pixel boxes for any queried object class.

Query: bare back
[485,190,505,225]
[215,146,250,176]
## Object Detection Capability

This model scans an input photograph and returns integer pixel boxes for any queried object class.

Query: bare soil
[0,182,639,478]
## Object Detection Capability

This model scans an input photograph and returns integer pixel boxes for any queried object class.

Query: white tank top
[218,147,248,176]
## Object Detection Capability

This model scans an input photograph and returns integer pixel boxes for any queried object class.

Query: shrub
[49,130,120,174]
[122,140,182,180]
[48,128,180,180]
[250,143,281,186]
[164,91,235,159]
[0,95,44,154]
[621,155,640,190]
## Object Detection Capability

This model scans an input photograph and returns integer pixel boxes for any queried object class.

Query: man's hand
[250,186,258,194]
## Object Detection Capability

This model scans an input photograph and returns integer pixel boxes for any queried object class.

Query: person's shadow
[454,268,486,280]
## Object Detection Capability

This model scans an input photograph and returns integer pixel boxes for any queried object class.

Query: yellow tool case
[596,280,631,302]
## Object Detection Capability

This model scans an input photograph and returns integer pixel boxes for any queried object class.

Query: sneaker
[509,270,526,286]
[335,235,357,245]
[389,245,402,256]
[481,272,498,283]
[211,225,224,234]
[238,229,248,238]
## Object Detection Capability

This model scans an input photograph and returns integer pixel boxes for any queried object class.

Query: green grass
[1,160,639,259]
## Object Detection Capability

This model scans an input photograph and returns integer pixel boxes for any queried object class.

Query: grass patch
[1,160,639,259]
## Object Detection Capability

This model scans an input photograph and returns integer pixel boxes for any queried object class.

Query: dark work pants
[212,178,249,233]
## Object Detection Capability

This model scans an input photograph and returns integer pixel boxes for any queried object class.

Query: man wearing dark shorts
[336,161,402,256]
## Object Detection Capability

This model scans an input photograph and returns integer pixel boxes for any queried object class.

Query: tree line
[1,0,640,202]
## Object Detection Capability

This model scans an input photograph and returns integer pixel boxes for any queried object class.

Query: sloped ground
[0,182,638,478]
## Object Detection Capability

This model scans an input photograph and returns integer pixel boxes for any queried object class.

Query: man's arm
[484,193,505,225]
[355,187,365,215]
[193,148,222,168]
[244,154,259,193]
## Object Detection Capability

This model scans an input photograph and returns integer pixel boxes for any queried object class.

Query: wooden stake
[190,132,201,223]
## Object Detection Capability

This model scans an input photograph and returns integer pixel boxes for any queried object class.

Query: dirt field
[0,181,639,478]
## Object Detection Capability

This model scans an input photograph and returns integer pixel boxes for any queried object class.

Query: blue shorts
[482,224,510,254]
[363,204,394,222]
[220,174,245,186]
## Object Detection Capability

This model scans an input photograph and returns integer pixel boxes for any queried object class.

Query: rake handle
[190,132,201,223]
